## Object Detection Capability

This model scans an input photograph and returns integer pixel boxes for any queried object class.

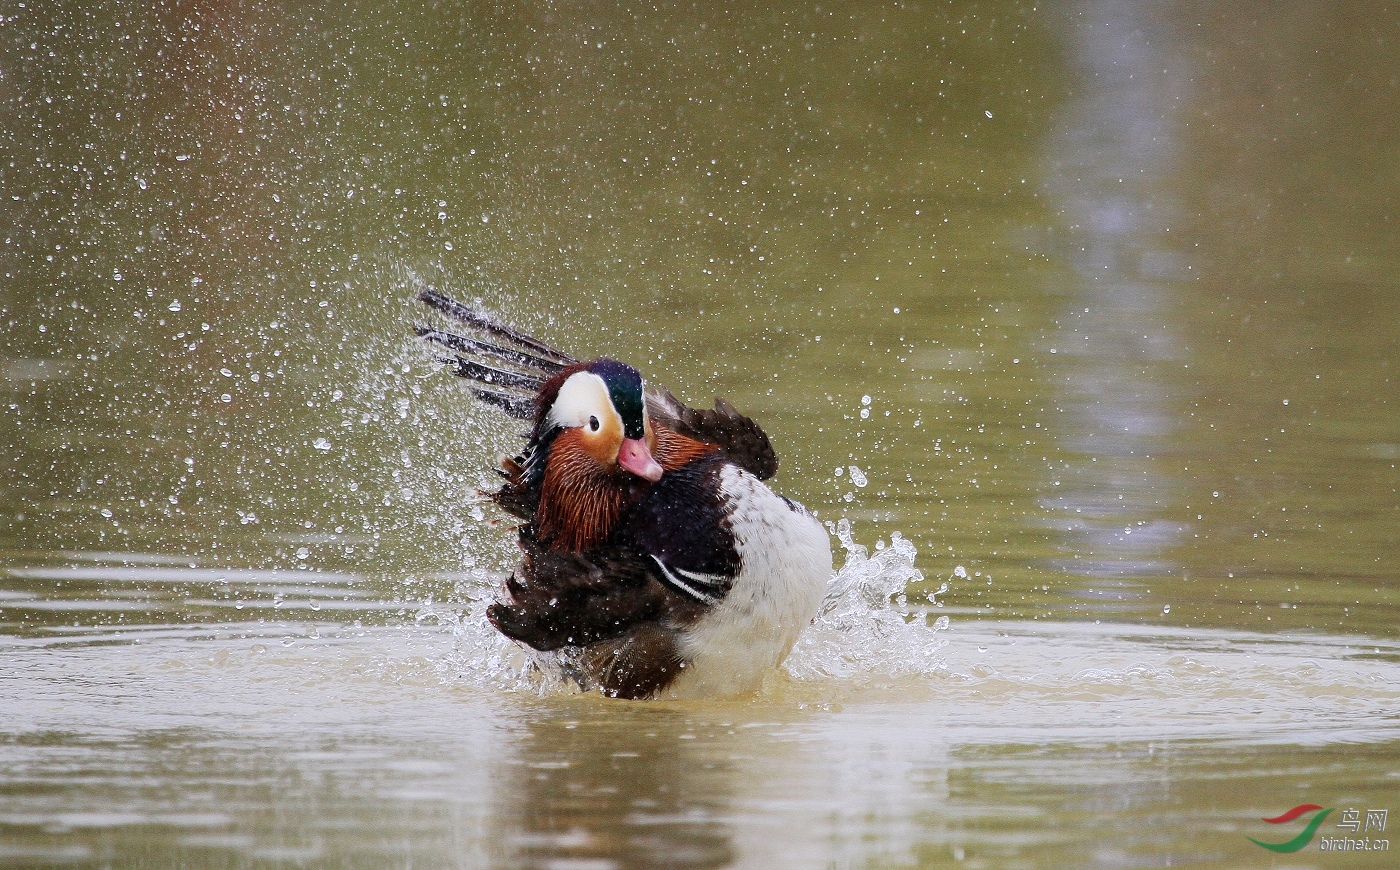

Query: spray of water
[420,516,952,696]
[783,518,950,682]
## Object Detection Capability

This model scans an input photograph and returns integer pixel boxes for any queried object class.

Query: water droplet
[848,465,868,487]
[313,437,332,451]
[168,299,182,312]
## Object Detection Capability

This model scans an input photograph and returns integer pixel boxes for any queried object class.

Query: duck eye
[588,415,600,432]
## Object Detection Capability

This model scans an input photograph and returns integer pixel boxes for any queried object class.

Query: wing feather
[487,532,706,651]
[414,289,576,421]
[646,386,779,480]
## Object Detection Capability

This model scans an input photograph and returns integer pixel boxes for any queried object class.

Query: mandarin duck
[416,289,832,699]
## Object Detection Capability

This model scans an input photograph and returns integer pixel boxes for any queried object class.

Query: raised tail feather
[414,288,578,419]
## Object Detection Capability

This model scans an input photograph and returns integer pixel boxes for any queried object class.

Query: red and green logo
[1249,804,1334,852]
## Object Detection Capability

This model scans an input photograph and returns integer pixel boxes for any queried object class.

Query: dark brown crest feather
[442,356,546,393]
[471,387,535,420]
[415,325,565,373]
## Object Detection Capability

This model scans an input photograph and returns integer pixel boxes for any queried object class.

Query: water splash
[786,518,950,682]
[335,266,523,584]
[426,518,950,695]
[417,572,543,693]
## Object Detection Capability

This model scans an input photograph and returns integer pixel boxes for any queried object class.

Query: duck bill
[616,437,663,482]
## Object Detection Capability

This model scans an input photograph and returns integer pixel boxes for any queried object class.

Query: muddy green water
[2,2,1398,867]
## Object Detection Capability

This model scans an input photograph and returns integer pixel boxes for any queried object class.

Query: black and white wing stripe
[490,454,741,655]
[622,454,740,610]
[649,555,731,606]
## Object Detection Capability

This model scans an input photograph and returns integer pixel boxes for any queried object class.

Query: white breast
[665,464,832,698]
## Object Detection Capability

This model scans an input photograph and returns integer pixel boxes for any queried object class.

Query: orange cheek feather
[567,415,625,468]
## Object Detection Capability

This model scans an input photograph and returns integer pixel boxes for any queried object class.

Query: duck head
[540,358,663,482]
[516,359,663,553]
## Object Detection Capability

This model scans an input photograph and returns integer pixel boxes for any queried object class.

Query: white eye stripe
[547,372,620,432]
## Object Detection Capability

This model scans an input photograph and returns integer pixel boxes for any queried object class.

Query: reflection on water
[3,555,1398,867]
[493,711,736,869]
[1040,3,1190,593]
